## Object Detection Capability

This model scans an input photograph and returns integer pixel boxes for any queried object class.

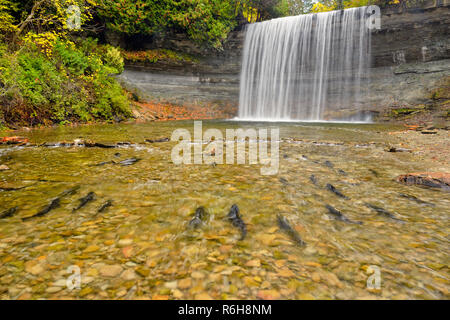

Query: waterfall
[238,7,371,121]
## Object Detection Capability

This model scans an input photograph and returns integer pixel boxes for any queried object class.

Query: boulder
[397,172,450,191]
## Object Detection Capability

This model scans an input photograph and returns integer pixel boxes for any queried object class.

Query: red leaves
[0,136,29,145]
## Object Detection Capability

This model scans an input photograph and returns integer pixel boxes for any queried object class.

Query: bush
[0,36,131,126]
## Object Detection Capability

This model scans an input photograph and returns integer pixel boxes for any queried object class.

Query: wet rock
[135,267,150,277]
[257,290,280,300]
[121,269,137,281]
[99,265,123,277]
[245,259,261,267]
[84,245,100,253]
[25,263,45,275]
[46,286,63,294]
[397,172,450,192]
[178,278,192,289]
[118,239,133,247]
[164,281,178,289]
[194,293,213,300]
[191,271,205,279]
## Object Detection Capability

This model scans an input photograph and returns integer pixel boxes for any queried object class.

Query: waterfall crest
[238,7,371,121]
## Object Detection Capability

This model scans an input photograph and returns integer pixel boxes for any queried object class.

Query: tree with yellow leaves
[12,0,97,44]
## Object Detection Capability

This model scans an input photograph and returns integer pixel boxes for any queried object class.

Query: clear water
[0,121,448,300]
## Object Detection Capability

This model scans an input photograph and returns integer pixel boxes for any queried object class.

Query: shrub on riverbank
[0,37,131,127]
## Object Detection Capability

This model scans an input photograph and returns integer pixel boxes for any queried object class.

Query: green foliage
[98,0,241,49]
[0,0,17,35]
[0,37,130,126]
[311,0,371,12]
[103,45,124,74]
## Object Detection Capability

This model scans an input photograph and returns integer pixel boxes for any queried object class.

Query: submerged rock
[397,172,450,192]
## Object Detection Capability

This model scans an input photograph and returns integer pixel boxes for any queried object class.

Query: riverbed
[0,121,449,300]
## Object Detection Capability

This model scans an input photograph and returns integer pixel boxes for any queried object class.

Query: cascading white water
[238,7,371,121]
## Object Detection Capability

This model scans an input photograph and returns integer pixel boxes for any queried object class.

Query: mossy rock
[429,77,450,100]
[390,108,421,117]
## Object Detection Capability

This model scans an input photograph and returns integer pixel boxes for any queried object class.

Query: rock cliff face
[118,3,450,120]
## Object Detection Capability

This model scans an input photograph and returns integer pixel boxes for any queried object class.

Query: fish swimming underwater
[227,204,247,240]
[0,207,18,219]
[277,214,306,246]
[73,192,95,211]
[97,200,113,213]
[326,184,349,200]
[398,193,434,206]
[325,205,362,225]
[188,207,206,229]
[364,203,405,223]
[324,160,334,168]
[118,158,141,166]
[23,198,60,221]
